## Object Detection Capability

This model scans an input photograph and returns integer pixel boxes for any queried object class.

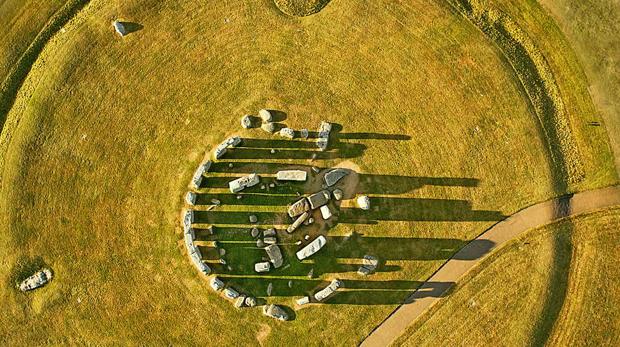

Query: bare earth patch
[256,323,272,346]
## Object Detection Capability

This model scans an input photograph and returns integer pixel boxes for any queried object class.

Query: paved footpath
[360,185,620,347]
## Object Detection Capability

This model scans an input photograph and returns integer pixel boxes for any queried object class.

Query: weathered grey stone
[210,277,224,291]
[234,296,246,308]
[267,282,273,296]
[307,190,330,209]
[288,280,293,288]
[259,109,272,122]
[357,255,379,276]
[237,195,243,200]
[261,122,275,133]
[316,121,331,151]
[256,239,265,248]
[307,268,314,278]
[300,128,309,139]
[251,227,260,238]
[19,268,53,292]
[311,166,320,174]
[211,199,221,206]
[324,169,348,187]
[357,195,371,210]
[262,304,288,321]
[279,127,295,139]
[333,188,344,200]
[288,198,310,218]
[296,296,310,305]
[249,214,258,223]
[287,211,309,233]
[296,235,327,260]
[270,149,276,154]
[241,114,252,129]
[269,183,275,188]
[245,296,257,307]
[314,279,343,302]
[219,248,226,256]
[265,244,283,268]
[263,228,276,237]
[185,191,196,205]
[264,236,277,245]
[277,170,307,182]
[229,174,260,193]
[112,20,127,36]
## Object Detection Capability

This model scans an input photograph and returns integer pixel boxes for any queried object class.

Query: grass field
[0,0,616,345]
[397,207,620,346]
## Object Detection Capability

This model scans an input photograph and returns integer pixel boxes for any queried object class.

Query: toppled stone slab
[259,109,272,122]
[265,244,283,268]
[261,122,275,133]
[357,255,379,276]
[276,170,308,182]
[288,197,310,218]
[357,195,371,210]
[324,168,348,187]
[308,190,330,209]
[296,296,310,305]
[316,121,331,151]
[296,235,327,260]
[19,268,53,292]
[229,173,260,193]
[287,211,309,233]
[314,279,343,302]
[279,127,295,139]
[255,261,271,273]
[263,304,288,321]
[214,136,242,159]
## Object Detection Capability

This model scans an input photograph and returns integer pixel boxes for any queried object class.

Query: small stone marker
[300,129,309,139]
[288,280,293,288]
[269,183,275,188]
[270,149,276,154]
[251,227,260,238]
[228,163,233,168]
[304,235,310,240]
[312,166,320,174]
[307,268,314,278]
[249,215,258,223]
[295,240,302,245]
[267,282,273,296]
[211,199,221,205]
[333,188,343,200]
[237,195,243,200]
[219,248,226,256]
[357,195,371,210]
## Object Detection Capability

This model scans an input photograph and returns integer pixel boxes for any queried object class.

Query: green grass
[0,0,616,345]
[396,207,620,346]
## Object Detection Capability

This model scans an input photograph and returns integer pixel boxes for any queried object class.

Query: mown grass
[396,207,620,346]
[539,0,620,171]
[273,0,332,17]
[0,0,615,345]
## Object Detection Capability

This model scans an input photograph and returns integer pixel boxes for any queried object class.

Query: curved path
[360,185,620,347]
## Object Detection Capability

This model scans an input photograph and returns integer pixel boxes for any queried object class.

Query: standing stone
[259,109,272,122]
[261,122,275,133]
[307,268,314,279]
[288,280,293,288]
[267,282,273,296]
[333,188,344,200]
[245,296,257,307]
[241,115,253,129]
[219,248,226,256]
[279,127,295,139]
[249,215,258,223]
[357,195,371,210]
[256,239,265,248]
[300,129,309,139]
[251,227,260,238]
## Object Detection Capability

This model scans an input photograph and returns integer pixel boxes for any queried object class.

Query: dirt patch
[256,323,272,346]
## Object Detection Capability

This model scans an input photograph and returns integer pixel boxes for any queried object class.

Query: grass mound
[273,0,331,16]
[397,207,620,346]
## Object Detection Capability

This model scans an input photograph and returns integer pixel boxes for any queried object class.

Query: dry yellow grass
[396,207,620,346]
[0,0,615,345]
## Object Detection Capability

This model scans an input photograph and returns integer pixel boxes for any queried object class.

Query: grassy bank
[396,207,620,346]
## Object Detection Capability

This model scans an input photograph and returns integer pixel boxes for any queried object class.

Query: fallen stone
[311,166,320,174]
[307,190,331,209]
[320,205,332,220]
[229,173,260,193]
[295,240,302,245]
[269,183,275,188]
[297,235,327,260]
[296,296,310,305]
[324,169,348,187]
[264,236,277,245]
[237,195,243,200]
[211,199,221,206]
[277,170,308,182]
[265,244,284,268]
[270,149,276,154]
[288,198,310,218]
[287,211,309,233]
[314,279,343,302]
